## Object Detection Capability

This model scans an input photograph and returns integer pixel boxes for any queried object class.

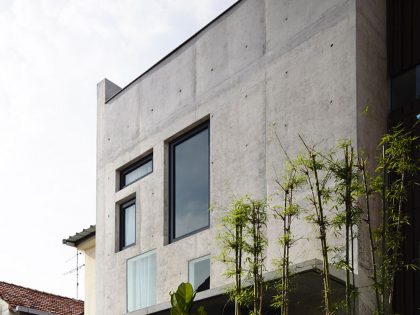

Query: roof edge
[15,305,59,315]
[0,281,84,304]
[62,225,96,248]
[104,0,243,103]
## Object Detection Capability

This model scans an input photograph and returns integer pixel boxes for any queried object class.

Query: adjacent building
[63,226,96,315]
[95,0,419,314]
[0,282,83,315]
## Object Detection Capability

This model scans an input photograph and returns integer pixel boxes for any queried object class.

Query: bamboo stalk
[381,146,388,314]
[311,152,332,314]
[345,146,351,315]
[388,169,405,309]
[359,157,381,313]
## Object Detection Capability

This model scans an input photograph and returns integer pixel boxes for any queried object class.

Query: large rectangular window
[127,250,156,311]
[120,199,136,250]
[169,122,210,242]
[120,154,153,189]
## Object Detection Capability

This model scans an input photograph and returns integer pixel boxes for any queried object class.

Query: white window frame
[188,254,210,292]
[127,250,156,312]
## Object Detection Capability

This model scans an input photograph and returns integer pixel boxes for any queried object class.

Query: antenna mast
[76,248,79,299]
[63,250,85,299]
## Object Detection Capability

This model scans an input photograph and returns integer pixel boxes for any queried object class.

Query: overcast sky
[0,0,236,299]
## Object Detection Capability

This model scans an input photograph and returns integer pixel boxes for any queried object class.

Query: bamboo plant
[217,196,250,315]
[272,161,304,315]
[217,196,268,315]
[243,197,268,315]
[350,124,418,315]
[215,124,418,315]
[297,136,334,314]
[329,141,363,315]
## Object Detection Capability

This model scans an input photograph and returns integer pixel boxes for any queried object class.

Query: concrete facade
[96,0,388,314]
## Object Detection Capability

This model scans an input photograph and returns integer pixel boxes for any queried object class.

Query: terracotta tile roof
[0,281,84,315]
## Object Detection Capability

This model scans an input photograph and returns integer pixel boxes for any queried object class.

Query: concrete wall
[96,0,387,314]
[355,0,388,313]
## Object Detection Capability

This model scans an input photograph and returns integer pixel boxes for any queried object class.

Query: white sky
[0,0,236,300]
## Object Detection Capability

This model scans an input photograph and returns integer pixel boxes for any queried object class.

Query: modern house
[63,226,96,315]
[95,0,419,314]
[0,282,84,315]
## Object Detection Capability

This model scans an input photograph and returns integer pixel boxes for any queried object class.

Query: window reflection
[189,255,210,292]
[170,123,210,241]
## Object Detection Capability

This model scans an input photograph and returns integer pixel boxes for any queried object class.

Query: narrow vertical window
[127,250,156,311]
[120,199,136,250]
[169,122,210,242]
[189,255,210,292]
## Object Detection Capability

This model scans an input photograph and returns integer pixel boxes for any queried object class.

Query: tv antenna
[63,249,85,299]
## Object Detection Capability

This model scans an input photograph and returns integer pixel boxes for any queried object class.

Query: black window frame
[119,154,153,190]
[119,198,136,251]
[169,121,210,243]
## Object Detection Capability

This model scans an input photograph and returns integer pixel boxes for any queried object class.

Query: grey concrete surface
[96,0,387,314]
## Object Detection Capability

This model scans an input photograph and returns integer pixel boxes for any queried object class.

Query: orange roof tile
[0,281,83,315]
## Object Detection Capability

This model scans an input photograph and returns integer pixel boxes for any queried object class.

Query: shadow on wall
[154,270,345,315]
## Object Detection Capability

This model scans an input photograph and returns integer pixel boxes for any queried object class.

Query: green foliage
[243,198,268,315]
[216,196,250,315]
[169,282,207,315]
[328,141,362,315]
[351,123,419,315]
[295,136,335,315]
[373,124,419,314]
[271,157,304,315]
[218,196,249,308]
[273,126,418,315]
[217,196,268,315]
[215,123,418,315]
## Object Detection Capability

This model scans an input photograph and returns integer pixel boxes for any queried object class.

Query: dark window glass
[391,65,420,110]
[170,122,209,241]
[189,255,210,292]
[120,154,153,189]
[120,199,136,250]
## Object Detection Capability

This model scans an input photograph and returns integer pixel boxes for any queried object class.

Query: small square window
[189,255,210,292]
[127,250,156,311]
[120,154,153,189]
[120,199,136,250]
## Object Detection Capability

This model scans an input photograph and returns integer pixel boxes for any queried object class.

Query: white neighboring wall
[78,238,96,315]
[0,299,10,315]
